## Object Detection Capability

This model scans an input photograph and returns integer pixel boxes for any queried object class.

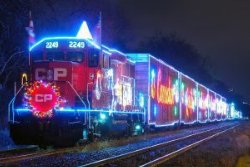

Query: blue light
[103,50,112,55]
[16,108,30,112]
[55,108,144,115]
[29,37,101,51]
[139,93,144,108]
[76,21,93,39]
[126,54,149,63]
[154,105,157,116]
[102,45,126,56]
[151,121,178,127]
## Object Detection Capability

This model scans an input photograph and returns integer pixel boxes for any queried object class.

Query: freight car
[8,21,240,146]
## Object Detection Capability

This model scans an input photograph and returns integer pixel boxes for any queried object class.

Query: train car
[127,54,180,127]
[197,84,209,123]
[9,21,238,146]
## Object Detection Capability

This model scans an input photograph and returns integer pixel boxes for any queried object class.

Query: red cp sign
[29,82,58,114]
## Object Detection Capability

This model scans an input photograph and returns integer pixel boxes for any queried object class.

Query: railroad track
[0,123,238,166]
[0,145,38,158]
[0,144,84,165]
[81,124,239,167]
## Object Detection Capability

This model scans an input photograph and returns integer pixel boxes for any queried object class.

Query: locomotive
[9,21,240,146]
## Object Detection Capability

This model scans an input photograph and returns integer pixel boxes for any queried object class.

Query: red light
[25,81,60,118]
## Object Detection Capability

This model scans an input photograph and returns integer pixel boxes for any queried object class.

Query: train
[9,21,241,146]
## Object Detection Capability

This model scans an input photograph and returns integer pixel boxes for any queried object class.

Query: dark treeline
[0,0,248,129]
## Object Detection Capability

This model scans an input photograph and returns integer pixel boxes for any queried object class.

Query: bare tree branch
[0,50,24,75]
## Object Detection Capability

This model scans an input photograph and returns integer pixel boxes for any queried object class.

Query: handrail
[8,85,24,123]
[66,81,87,108]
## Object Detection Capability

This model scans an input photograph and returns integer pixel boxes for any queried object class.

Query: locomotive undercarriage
[9,110,144,146]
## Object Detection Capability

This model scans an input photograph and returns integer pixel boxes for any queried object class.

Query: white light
[107,69,113,77]
[76,21,93,39]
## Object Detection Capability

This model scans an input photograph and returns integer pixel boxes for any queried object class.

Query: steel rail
[80,123,237,167]
[0,145,85,165]
[140,125,239,167]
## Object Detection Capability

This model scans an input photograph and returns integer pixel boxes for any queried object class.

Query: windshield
[32,51,43,61]
[88,50,99,67]
[67,52,84,62]
[32,51,84,62]
[46,51,65,61]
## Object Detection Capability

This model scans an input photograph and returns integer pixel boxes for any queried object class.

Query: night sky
[119,0,250,99]
[31,0,250,99]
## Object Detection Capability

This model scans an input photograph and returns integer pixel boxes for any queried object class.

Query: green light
[83,129,87,140]
[175,79,179,86]
[99,113,107,122]
[181,82,185,90]
[135,125,141,131]
[174,106,178,116]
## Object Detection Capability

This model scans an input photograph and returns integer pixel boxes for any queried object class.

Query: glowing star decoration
[24,81,64,118]
[76,21,93,39]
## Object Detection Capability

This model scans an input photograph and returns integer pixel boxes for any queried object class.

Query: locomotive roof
[29,37,128,57]
[29,36,101,51]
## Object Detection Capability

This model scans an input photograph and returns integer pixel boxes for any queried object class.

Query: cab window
[67,52,84,62]
[32,51,43,61]
[88,50,99,67]
[46,51,65,61]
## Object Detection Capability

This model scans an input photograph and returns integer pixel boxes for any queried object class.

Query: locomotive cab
[30,39,103,108]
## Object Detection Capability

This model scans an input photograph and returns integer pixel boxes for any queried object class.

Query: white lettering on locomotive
[54,68,67,80]
[35,68,46,80]
[35,68,67,81]
[35,94,52,102]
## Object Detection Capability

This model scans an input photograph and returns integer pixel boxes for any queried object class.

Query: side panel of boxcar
[148,56,180,126]
[197,84,209,123]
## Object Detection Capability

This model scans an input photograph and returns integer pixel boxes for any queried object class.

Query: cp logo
[35,68,67,81]
[35,94,52,102]
[29,83,58,113]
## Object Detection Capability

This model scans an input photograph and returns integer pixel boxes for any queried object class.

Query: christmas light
[24,81,65,118]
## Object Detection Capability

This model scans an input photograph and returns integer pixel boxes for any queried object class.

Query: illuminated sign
[25,81,64,118]
[44,40,85,49]
[69,41,85,48]
[150,69,175,105]
[46,41,59,49]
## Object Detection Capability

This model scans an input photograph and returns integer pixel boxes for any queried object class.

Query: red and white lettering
[35,94,52,102]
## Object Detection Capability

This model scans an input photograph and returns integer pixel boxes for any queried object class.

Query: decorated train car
[9,21,239,146]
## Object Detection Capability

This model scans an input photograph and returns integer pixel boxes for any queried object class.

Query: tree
[0,0,30,129]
